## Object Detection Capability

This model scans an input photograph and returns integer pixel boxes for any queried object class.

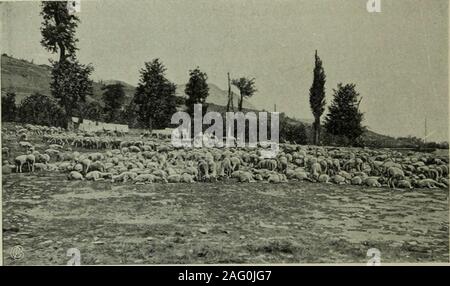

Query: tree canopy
[185,67,209,118]
[2,92,17,122]
[324,83,364,146]
[132,59,177,130]
[102,83,126,123]
[231,77,257,111]
[40,1,79,62]
[17,93,67,128]
[309,50,326,145]
[50,59,94,120]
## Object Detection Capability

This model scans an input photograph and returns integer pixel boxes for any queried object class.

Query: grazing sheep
[167,174,182,183]
[197,160,209,181]
[19,141,33,150]
[14,155,29,173]
[351,176,363,185]
[34,163,48,171]
[129,146,141,153]
[332,174,346,185]
[258,159,277,171]
[73,163,84,173]
[79,158,92,174]
[237,171,255,183]
[318,174,330,183]
[181,173,195,183]
[221,158,233,177]
[45,148,61,158]
[364,177,381,187]
[230,156,241,171]
[253,174,263,181]
[2,164,13,174]
[49,144,63,150]
[2,147,10,158]
[413,178,446,189]
[277,156,288,173]
[268,173,287,183]
[68,171,84,180]
[112,171,138,183]
[386,166,405,188]
[310,162,322,180]
[36,153,51,164]
[395,179,413,189]
[89,161,105,172]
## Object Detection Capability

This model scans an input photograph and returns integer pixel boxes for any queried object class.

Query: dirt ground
[2,172,449,265]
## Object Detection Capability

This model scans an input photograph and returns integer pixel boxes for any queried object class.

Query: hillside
[0,54,133,105]
[2,54,418,147]
[1,54,255,110]
[176,83,255,110]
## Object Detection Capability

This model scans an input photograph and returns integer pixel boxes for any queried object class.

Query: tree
[309,50,326,145]
[324,83,364,146]
[279,113,308,144]
[74,101,103,122]
[50,59,94,121]
[102,83,125,123]
[41,2,93,125]
[185,67,209,118]
[121,101,139,127]
[2,92,17,122]
[40,1,79,62]
[232,77,257,111]
[132,59,177,130]
[226,72,235,112]
[17,93,66,127]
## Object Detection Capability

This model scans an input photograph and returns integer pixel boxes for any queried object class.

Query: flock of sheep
[2,123,449,189]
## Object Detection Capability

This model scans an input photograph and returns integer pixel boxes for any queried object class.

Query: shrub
[17,93,67,128]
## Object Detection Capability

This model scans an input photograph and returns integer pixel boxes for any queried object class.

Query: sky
[1,0,449,142]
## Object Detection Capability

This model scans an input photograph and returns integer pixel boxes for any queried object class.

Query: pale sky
[1,0,448,141]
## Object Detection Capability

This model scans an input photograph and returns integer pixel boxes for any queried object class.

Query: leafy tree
[50,59,94,121]
[74,101,103,122]
[232,77,257,111]
[324,83,364,146]
[309,50,326,145]
[40,1,79,62]
[2,92,17,122]
[132,59,177,130]
[41,2,93,125]
[102,83,125,122]
[185,67,209,118]
[279,113,308,144]
[17,93,66,127]
[121,101,139,127]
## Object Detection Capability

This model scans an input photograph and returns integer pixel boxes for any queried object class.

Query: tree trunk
[226,72,231,112]
[239,93,243,111]
[58,43,66,63]
[316,119,321,145]
[54,10,66,63]
[313,117,320,145]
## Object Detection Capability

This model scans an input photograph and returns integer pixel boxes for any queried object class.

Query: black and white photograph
[0,0,449,266]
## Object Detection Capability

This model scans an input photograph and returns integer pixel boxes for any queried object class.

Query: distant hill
[1,55,53,103]
[2,54,424,148]
[1,54,255,110]
[0,54,114,104]
[176,83,255,110]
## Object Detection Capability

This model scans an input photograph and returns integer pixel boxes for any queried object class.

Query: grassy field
[2,172,449,265]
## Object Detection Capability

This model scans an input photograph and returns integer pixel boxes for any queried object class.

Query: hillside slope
[2,54,411,147]
[176,83,255,110]
[0,55,132,104]
[1,54,255,109]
